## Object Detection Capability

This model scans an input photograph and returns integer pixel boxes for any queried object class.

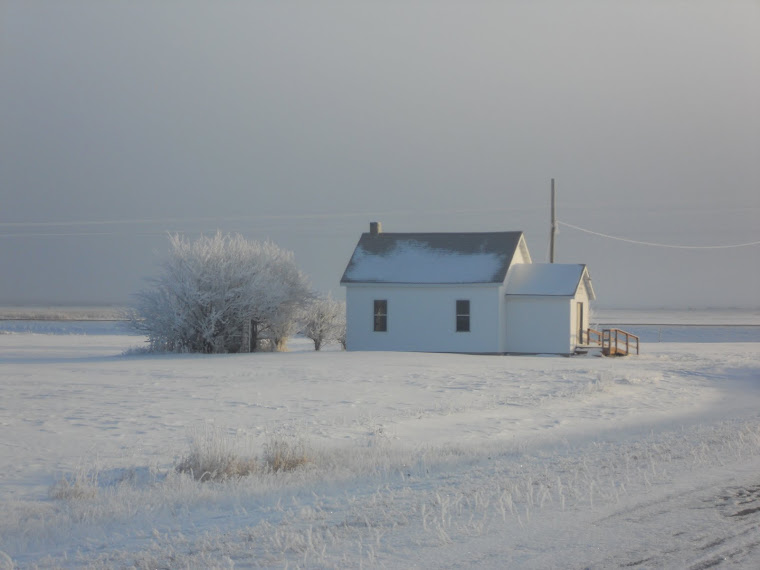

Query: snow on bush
[130,232,311,353]
[175,426,312,481]
[263,436,311,472]
[176,425,257,482]
[49,467,99,501]
[303,295,345,351]
[262,304,302,352]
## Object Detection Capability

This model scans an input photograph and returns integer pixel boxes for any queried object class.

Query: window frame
[456,299,470,332]
[373,299,388,332]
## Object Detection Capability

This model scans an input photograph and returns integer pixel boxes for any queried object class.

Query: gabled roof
[341,231,526,284]
[505,263,595,299]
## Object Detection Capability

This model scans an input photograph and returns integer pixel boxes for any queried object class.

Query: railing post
[598,328,639,356]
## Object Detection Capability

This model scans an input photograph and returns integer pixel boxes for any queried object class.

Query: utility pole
[549,178,557,263]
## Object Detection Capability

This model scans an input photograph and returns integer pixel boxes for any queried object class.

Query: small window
[374,300,387,332]
[456,300,470,332]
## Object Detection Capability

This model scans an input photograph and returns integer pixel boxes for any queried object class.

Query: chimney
[369,221,382,235]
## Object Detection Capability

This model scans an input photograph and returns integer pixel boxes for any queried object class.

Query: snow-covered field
[1,315,759,568]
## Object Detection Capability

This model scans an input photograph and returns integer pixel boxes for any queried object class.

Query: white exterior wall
[345,284,506,353]
[570,286,591,346]
[505,287,591,354]
[496,281,509,351]
[512,238,531,265]
[504,296,573,354]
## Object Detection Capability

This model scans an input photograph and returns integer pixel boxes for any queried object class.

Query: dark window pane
[456,300,470,332]
[374,300,387,332]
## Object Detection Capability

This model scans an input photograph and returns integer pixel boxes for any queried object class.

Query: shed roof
[505,263,595,299]
[340,231,525,284]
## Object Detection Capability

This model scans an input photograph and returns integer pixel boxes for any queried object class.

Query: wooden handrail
[583,327,639,356]
[586,328,603,346]
[601,328,639,356]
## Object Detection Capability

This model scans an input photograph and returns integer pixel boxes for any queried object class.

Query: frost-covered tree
[303,296,345,351]
[261,302,303,352]
[336,307,347,350]
[131,233,311,353]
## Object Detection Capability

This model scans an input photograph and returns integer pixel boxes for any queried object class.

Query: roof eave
[342,280,502,287]
[505,293,576,297]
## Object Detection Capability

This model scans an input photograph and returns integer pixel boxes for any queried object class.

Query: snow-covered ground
[1,315,759,568]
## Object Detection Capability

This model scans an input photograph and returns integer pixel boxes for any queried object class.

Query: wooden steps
[584,328,639,356]
[573,345,603,357]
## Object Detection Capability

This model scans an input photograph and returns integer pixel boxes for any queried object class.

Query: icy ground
[0,321,759,568]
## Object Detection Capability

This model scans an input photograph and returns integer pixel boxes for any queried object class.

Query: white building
[340,223,595,355]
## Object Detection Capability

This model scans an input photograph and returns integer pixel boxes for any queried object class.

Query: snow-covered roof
[505,263,595,299]
[341,232,525,284]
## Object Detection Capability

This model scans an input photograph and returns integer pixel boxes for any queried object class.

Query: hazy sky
[2,1,758,308]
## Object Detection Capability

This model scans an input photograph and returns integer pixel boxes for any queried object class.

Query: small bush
[175,427,311,482]
[176,426,257,482]
[122,345,153,356]
[303,296,345,351]
[50,470,98,501]
[256,338,276,352]
[262,437,310,472]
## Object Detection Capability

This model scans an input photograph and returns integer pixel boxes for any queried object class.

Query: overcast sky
[1,0,758,308]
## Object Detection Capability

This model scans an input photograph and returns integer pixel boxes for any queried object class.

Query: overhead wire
[0,206,545,238]
[558,221,760,249]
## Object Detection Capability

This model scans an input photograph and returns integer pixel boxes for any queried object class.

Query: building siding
[346,285,504,353]
[505,296,573,354]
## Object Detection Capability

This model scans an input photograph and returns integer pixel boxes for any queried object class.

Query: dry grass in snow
[176,425,259,482]
[1,324,759,568]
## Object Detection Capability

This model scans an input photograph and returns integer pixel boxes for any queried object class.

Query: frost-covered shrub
[337,318,347,350]
[176,428,309,481]
[260,302,303,352]
[176,425,257,482]
[131,233,311,353]
[263,437,310,472]
[303,296,345,351]
[49,469,99,500]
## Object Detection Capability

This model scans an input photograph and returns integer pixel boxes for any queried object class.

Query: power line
[558,221,760,249]
[0,206,544,231]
